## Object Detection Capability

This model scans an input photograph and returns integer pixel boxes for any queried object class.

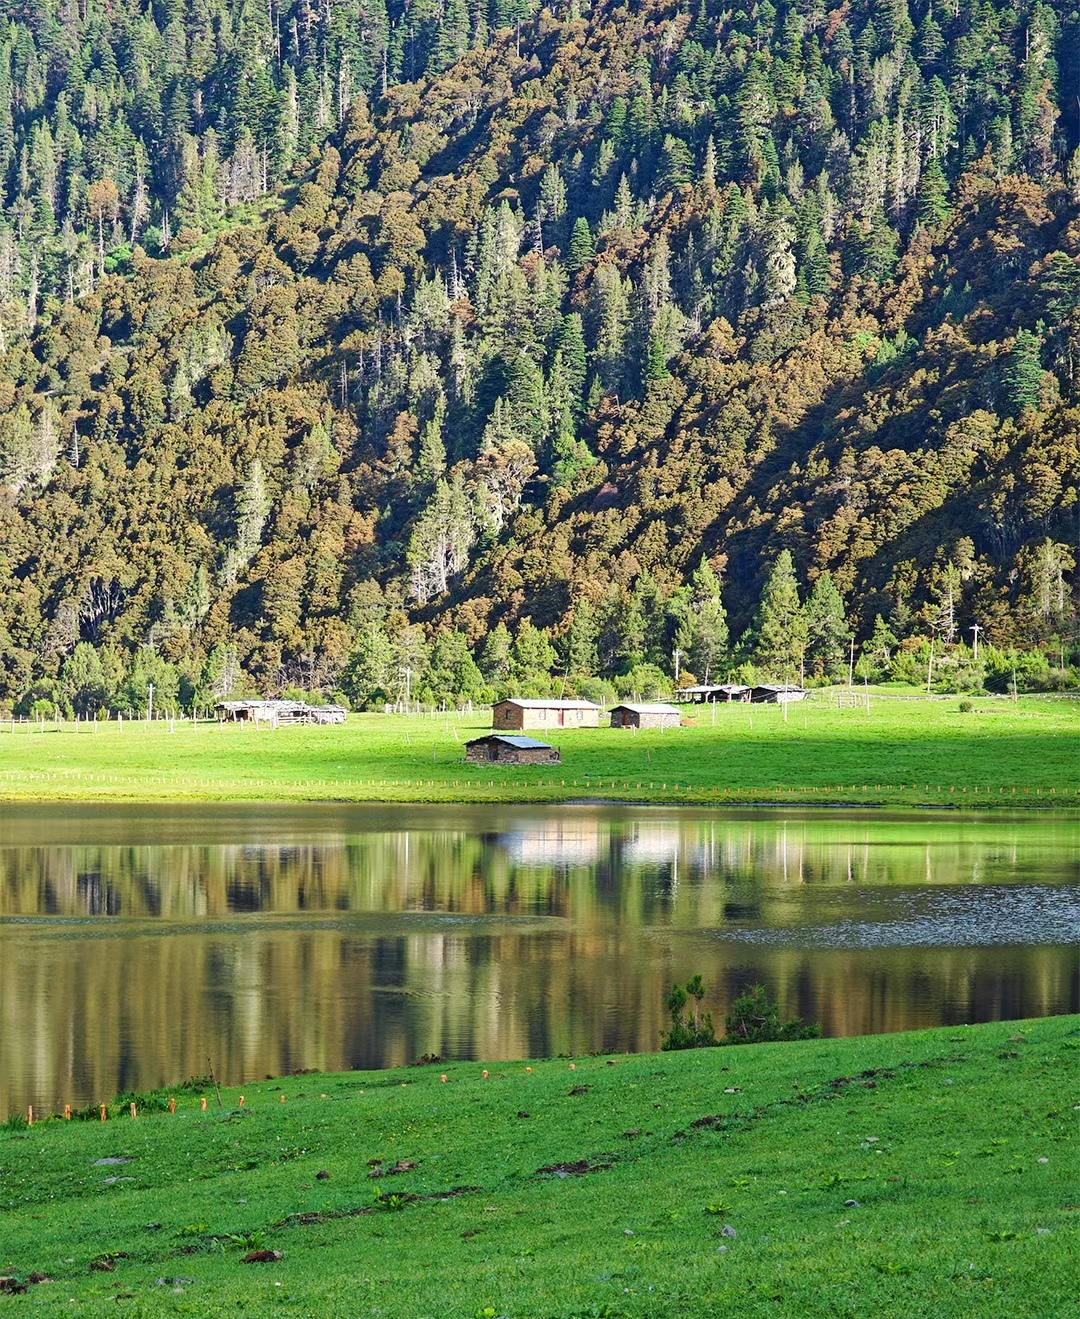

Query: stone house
[465,734,562,765]
[609,703,682,729]
[491,698,600,731]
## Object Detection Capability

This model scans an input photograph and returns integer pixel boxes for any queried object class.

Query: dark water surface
[1,803,1077,1117]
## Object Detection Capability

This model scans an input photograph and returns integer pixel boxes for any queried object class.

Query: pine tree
[433,0,470,72]
[511,619,557,683]
[503,349,545,448]
[546,349,594,483]
[407,473,475,603]
[804,572,850,680]
[863,614,898,678]
[416,394,448,485]
[1001,329,1043,416]
[914,157,950,228]
[567,216,595,273]
[479,621,513,683]
[685,558,728,683]
[556,313,588,412]
[225,458,271,581]
[341,623,395,707]
[564,597,599,676]
[749,550,808,679]
[657,134,693,193]
[590,260,631,396]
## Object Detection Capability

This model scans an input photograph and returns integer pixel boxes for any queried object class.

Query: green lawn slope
[0,696,1076,806]
[2,1017,1078,1317]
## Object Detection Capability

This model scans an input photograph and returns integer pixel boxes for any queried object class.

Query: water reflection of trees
[0,811,1076,1116]
[0,816,1067,922]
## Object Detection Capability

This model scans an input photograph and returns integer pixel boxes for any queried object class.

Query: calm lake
[1,804,1077,1118]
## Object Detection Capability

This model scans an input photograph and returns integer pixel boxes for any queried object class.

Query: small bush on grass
[660,975,717,1050]
[661,978,820,1049]
[724,983,820,1043]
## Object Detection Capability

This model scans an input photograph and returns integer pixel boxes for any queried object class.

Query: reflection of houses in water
[620,823,697,900]
[621,823,684,867]
[500,818,605,868]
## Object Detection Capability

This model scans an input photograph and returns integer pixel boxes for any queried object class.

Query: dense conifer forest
[0,0,1077,714]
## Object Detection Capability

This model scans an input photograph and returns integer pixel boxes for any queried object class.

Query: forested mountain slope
[0,0,1077,712]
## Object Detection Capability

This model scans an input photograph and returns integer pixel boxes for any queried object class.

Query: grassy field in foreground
[1,1018,1077,1317]
[0,695,1076,805]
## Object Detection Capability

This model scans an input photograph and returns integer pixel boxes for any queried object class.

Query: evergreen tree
[225,458,271,581]
[341,623,395,707]
[564,597,599,677]
[567,216,595,273]
[915,157,950,228]
[1001,329,1044,416]
[416,394,448,486]
[479,621,513,684]
[433,0,471,72]
[749,550,808,679]
[590,260,631,396]
[804,571,850,680]
[511,619,556,684]
[657,135,694,193]
[556,313,588,411]
[684,558,729,683]
[407,474,475,603]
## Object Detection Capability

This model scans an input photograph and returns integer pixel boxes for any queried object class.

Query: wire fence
[0,768,1074,803]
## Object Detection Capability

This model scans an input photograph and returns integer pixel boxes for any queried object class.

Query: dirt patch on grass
[273,1185,481,1230]
[368,1159,418,1176]
[0,1274,50,1294]
[534,1159,613,1178]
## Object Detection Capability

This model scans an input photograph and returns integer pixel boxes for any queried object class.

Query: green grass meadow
[2,1018,1078,1317]
[0,695,1075,805]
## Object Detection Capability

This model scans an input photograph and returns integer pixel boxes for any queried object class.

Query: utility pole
[673,648,681,685]
[147,683,154,723]
[848,635,855,690]
[969,623,981,663]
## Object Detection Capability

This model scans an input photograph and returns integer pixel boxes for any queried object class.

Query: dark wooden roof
[466,734,555,750]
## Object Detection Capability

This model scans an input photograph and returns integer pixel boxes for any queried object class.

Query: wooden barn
[465,734,562,765]
[609,703,682,729]
[491,698,600,731]
[214,700,347,726]
[674,684,751,703]
[749,684,806,704]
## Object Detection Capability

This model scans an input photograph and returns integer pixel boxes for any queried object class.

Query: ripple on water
[721,885,1080,949]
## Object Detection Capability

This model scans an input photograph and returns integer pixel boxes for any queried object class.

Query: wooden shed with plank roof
[749,684,806,704]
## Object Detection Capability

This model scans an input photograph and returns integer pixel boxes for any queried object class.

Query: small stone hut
[465,734,562,765]
[492,698,600,731]
[610,703,682,729]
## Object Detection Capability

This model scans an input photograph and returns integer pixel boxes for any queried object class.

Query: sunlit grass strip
[0,698,1076,806]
